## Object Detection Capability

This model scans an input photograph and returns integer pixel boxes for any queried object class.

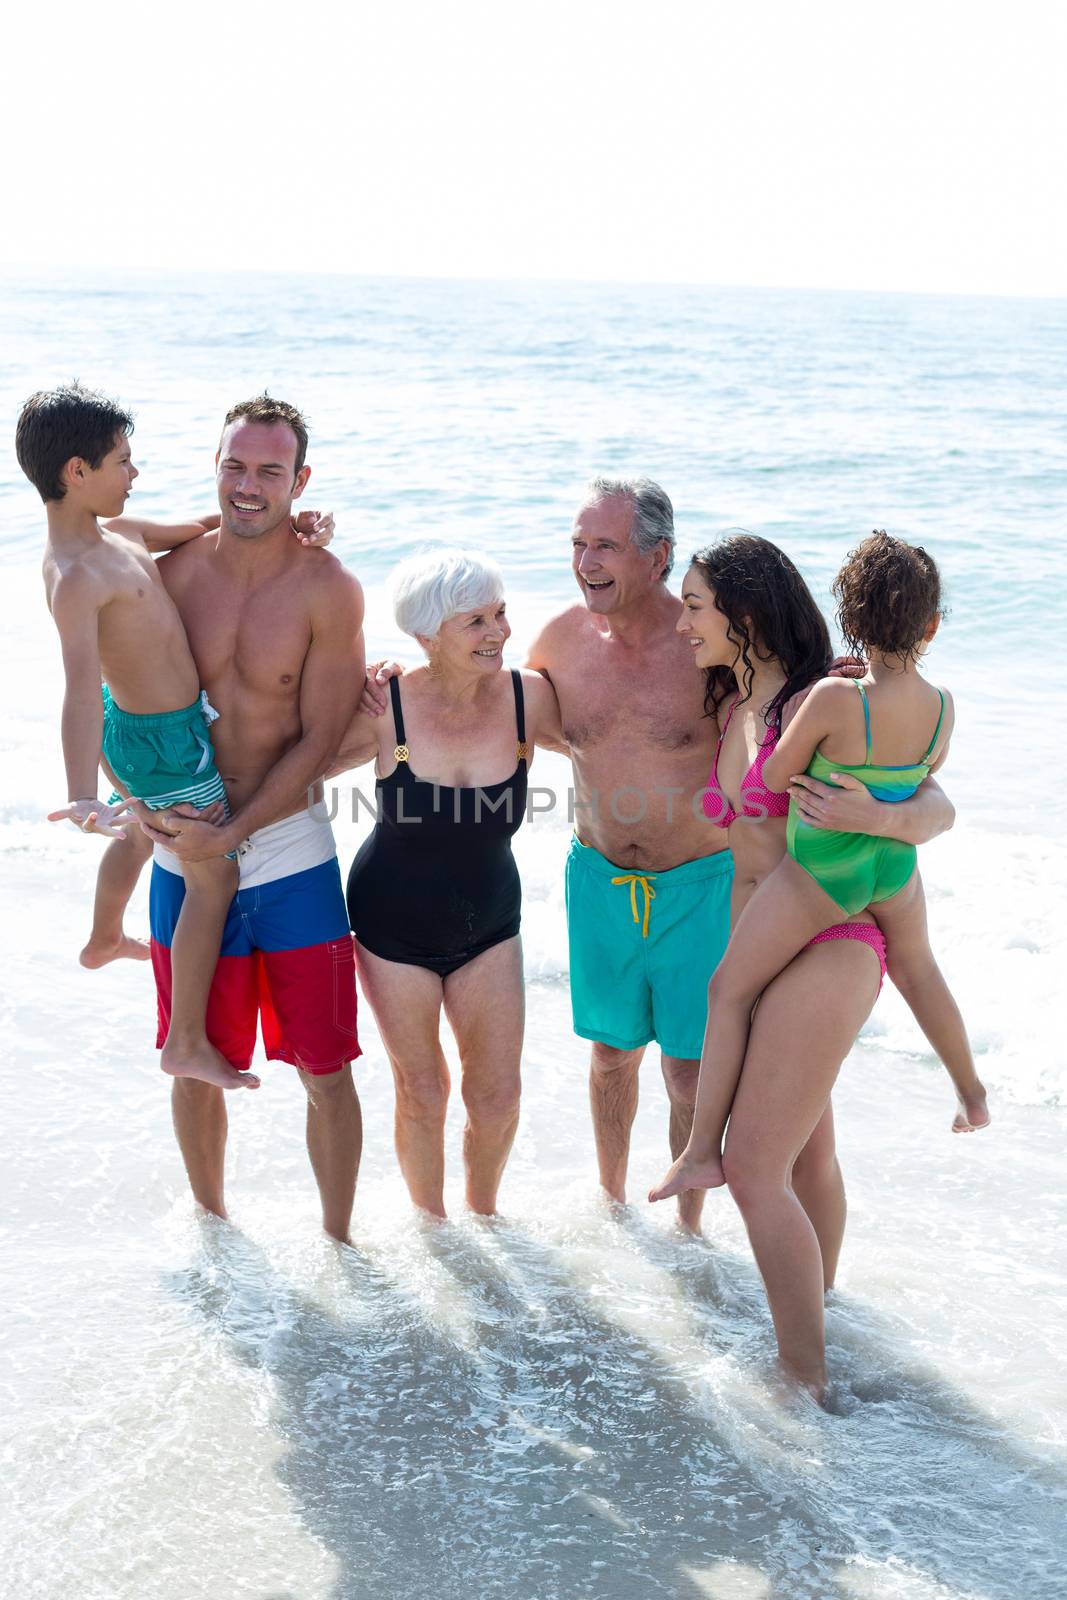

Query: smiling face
[65,431,139,518]
[570,494,664,614]
[216,419,310,539]
[675,564,742,671]
[425,597,510,675]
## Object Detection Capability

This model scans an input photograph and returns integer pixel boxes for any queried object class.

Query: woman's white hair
[390,548,506,640]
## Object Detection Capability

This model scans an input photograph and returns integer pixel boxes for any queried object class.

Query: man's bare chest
[175,580,311,697]
[557,659,707,753]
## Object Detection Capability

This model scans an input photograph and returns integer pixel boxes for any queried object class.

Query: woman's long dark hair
[690,533,832,729]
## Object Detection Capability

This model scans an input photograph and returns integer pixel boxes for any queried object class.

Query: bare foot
[648,1150,724,1203]
[80,932,151,969]
[161,1038,259,1090]
[952,1085,990,1133]
[775,1357,830,1409]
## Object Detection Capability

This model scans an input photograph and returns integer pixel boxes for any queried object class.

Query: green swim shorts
[565,836,733,1061]
[102,684,228,813]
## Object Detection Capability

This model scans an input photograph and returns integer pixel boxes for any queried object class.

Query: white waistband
[153,805,338,889]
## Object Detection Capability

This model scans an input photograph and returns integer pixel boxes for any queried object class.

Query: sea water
[1,270,1065,1599]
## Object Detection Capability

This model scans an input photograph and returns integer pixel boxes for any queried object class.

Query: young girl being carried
[651,530,989,1202]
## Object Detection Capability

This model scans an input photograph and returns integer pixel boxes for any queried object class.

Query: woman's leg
[443,937,525,1216]
[872,871,989,1131]
[791,1100,846,1292]
[722,937,880,1397]
[354,942,451,1218]
[649,855,843,1200]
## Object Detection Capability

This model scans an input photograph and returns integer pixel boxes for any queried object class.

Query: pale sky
[4,0,1065,297]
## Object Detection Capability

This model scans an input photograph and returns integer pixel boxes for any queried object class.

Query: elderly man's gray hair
[584,476,675,579]
[391,548,505,639]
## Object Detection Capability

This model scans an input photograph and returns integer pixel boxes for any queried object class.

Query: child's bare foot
[79,932,151,969]
[161,1038,260,1090]
[952,1086,990,1133]
[648,1150,725,1203]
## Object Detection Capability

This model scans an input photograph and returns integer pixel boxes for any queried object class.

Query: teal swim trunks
[102,684,228,813]
[565,836,733,1061]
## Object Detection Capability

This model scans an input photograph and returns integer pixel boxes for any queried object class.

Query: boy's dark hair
[833,530,942,663]
[690,532,833,730]
[222,393,309,474]
[15,383,134,503]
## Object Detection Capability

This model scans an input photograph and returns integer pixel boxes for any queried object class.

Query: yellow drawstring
[611,874,657,938]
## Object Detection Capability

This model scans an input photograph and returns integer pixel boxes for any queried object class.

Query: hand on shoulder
[779,684,815,731]
[519,667,566,751]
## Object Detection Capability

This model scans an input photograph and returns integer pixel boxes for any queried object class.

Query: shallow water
[2,271,1066,1598]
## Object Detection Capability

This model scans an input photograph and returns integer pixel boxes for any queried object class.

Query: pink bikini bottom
[806,921,887,990]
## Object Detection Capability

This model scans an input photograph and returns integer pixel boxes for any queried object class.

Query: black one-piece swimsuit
[346,671,529,978]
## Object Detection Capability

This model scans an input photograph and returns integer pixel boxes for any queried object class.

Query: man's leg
[566,838,653,1208]
[660,1054,705,1235]
[152,857,256,1221]
[171,1079,228,1219]
[299,1064,362,1243]
[589,1041,646,1203]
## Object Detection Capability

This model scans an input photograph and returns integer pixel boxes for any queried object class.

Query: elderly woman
[334,550,563,1219]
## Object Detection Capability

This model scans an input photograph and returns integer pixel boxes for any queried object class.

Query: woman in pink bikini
[659,532,957,1401]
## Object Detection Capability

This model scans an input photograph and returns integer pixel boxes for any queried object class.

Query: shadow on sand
[167,1209,1066,1600]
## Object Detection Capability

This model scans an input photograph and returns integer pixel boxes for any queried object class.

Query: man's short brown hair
[222,394,309,474]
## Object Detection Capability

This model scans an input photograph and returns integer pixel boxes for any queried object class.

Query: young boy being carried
[17,383,332,1091]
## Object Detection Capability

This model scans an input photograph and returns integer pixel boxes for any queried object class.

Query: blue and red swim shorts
[150,808,359,1076]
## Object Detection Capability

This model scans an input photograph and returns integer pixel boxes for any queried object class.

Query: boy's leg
[649,856,842,1201]
[161,855,257,1090]
[872,872,989,1130]
[80,825,154,968]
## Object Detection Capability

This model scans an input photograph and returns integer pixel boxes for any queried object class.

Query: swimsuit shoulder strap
[389,675,409,761]
[920,688,946,764]
[853,680,872,762]
[511,669,529,761]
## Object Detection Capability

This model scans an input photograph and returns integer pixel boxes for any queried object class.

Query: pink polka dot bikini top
[702,696,791,829]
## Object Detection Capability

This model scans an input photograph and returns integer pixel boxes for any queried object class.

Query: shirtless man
[525,479,732,1233]
[136,394,366,1241]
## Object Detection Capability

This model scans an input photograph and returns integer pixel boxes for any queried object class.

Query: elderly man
[526,478,732,1233]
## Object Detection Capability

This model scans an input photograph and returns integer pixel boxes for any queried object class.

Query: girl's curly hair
[689,533,832,729]
[833,530,942,663]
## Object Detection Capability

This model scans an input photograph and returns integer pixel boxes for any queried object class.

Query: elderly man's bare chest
[559,660,705,755]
